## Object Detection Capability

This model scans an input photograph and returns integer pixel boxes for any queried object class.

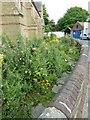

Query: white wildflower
[25,71,28,73]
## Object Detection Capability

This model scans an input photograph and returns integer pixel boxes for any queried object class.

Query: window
[76,25,78,29]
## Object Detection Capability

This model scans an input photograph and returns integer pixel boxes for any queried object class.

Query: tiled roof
[31,0,42,17]
[77,21,84,27]
[34,1,42,12]
[32,0,42,12]
[71,21,84,30]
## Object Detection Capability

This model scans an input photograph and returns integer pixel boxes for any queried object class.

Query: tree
[43,4,50,32]
[49,19,56,32]
[43,4,56,32]
[56,6,89,31]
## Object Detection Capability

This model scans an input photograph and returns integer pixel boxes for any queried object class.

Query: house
[0,0,44,39]
[71,21,84,39]
[71,2,90,39]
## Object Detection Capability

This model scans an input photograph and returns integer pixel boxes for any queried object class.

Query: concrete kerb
[38,43,89,118]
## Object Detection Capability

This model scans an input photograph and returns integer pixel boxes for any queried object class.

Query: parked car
[80,33,90,40]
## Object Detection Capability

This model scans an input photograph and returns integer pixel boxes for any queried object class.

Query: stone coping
[39,45,89,118]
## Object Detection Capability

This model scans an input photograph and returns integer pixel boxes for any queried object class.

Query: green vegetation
[1,34,81,118]
[43,4,56,32]
[56,6,89,31]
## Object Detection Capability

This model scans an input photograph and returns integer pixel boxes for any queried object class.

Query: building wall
[0,2,21,38]
[0,0,43,39]
[88,1,90,36]
[71,22,83,31]
[83,22,88,34]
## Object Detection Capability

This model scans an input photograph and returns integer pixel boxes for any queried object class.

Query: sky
[42,0,89,23]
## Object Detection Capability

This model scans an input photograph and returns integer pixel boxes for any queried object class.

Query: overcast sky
[42,0,89,23]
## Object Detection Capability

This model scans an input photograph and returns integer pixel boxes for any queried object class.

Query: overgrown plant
[2,34,81,118]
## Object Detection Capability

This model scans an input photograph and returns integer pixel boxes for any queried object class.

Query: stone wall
[39,46,89,118]
[0,1,43,39]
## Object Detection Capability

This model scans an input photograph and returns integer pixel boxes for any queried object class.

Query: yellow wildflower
[42,80,44,83]
[46,80,49,83]
[46,83,50,86]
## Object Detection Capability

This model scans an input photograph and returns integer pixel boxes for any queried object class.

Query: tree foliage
[43,4,56,32]
[49,19,56,32]
[43,4,50,32]
[43,4,49,26]
[56,6,89,31]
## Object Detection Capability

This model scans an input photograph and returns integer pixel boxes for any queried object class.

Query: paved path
[88,46,90,119]
[75,39,90,46]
